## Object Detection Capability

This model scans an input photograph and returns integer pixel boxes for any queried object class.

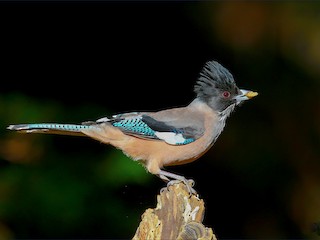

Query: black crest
[194,61,237,99]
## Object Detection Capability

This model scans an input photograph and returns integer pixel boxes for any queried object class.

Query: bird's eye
[222,91,231,98]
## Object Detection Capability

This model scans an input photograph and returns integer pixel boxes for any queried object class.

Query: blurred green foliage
[0,94,153,238]
[0,1,320,239]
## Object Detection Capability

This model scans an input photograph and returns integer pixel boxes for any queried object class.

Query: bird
[7,60,258,194]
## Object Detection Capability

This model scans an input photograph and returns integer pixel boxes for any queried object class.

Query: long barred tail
[7,123,93,136]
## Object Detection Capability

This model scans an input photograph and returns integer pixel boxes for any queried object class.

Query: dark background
[1,1,320,239]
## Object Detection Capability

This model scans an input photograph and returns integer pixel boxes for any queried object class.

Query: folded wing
[103,111,204,145]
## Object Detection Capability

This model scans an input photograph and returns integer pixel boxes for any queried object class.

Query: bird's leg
[158,170,197,196]
[159,174,171,194]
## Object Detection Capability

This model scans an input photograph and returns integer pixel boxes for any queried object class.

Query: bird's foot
[167,179,197,196]
[158,170,197,196]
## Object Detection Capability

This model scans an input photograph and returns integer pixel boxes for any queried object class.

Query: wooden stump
[133,182,216,240]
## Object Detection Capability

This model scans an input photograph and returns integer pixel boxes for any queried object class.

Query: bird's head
[194,60,258,114]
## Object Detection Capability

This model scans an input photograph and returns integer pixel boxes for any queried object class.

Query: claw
[158,170,197,196]
[188,179,195,187]
[160,187,167,194]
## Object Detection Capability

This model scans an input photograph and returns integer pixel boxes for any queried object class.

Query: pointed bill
[235,89,258,103]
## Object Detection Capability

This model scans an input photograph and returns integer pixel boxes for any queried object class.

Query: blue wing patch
[112,118,156,137]
[110,115,197,145]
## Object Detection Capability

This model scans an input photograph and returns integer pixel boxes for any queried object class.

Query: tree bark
[133,182,217,240]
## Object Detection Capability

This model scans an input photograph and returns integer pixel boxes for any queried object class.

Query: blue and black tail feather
[7,123,93,136]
